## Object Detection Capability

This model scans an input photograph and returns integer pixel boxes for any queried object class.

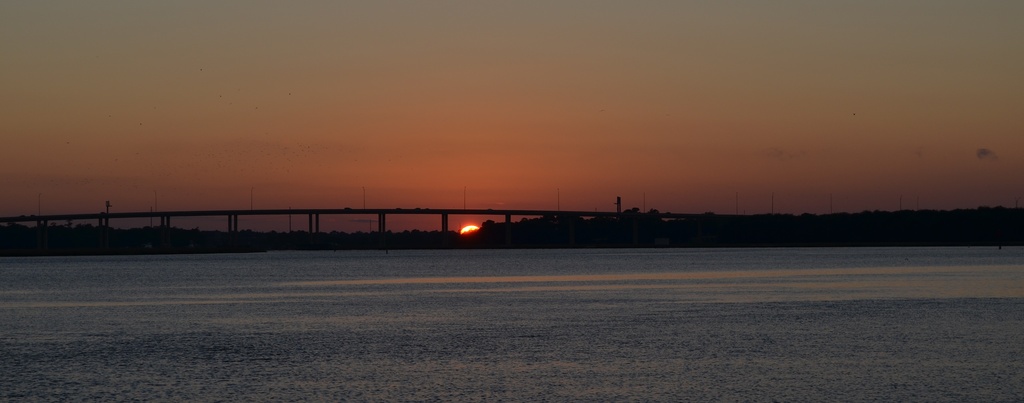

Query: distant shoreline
[0,247,266,257]
[3,207,1021,254]
[2,242,1018,257]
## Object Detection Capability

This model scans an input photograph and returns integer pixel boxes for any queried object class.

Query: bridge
[0,208,718,250]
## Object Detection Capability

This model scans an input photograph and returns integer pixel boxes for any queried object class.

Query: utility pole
[105,200,111,214]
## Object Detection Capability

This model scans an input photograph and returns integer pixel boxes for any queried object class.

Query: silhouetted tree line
[2,207,1022,253]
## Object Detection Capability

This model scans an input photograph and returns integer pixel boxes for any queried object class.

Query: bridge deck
[1,208,720,224]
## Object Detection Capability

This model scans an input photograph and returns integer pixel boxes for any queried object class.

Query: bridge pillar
[234,215,241,246]
[307,214,313,244]
[311,214,320,245]
[378,213,387,249]
[36,220,48,249]
[99,216,110,249]
[157,215,165,247]
[505,214,512,247]
[441,213,449,248]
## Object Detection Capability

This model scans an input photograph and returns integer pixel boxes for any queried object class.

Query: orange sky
[2,2,1022,231]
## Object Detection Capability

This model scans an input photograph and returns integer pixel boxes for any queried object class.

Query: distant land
[1,207,1021,256]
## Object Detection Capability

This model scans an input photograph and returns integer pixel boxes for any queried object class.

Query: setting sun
[459,225,480,235]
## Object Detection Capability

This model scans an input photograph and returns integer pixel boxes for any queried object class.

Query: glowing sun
[459,225,480,235]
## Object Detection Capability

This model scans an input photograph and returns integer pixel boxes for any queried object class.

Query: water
[2,247,1023,401]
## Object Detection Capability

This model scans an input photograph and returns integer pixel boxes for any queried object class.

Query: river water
[2,247,1023,401]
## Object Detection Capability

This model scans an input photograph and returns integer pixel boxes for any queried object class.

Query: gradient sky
[2,1,1022,230]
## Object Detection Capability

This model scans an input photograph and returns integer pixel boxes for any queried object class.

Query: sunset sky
[2,1,1022,230]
